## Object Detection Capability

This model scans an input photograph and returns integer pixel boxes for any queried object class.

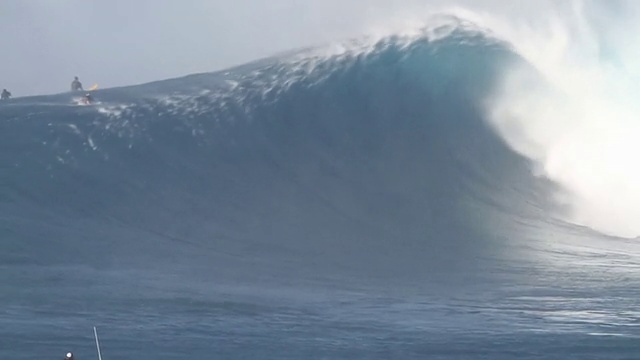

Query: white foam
[482,1,640,238]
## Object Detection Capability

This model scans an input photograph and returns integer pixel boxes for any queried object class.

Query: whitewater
[3,7,640,360]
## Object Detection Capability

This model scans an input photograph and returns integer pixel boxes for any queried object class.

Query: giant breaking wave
[1,19,598,291]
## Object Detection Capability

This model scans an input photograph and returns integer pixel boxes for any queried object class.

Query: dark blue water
[3,21,640,359]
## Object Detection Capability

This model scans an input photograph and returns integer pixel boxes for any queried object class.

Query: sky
[0,0,553,96]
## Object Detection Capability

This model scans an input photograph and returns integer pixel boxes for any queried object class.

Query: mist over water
[474,0,640,237]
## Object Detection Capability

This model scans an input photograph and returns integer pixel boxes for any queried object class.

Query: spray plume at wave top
[451,0,640,238]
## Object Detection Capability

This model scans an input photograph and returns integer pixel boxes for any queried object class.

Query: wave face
[4,23,561,284]
[3,23,549,287]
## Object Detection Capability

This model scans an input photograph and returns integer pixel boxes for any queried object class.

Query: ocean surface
[3,18,640,359]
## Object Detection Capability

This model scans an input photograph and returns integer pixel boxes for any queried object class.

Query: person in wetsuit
[1,89,11,100]
[71,76,83,91]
